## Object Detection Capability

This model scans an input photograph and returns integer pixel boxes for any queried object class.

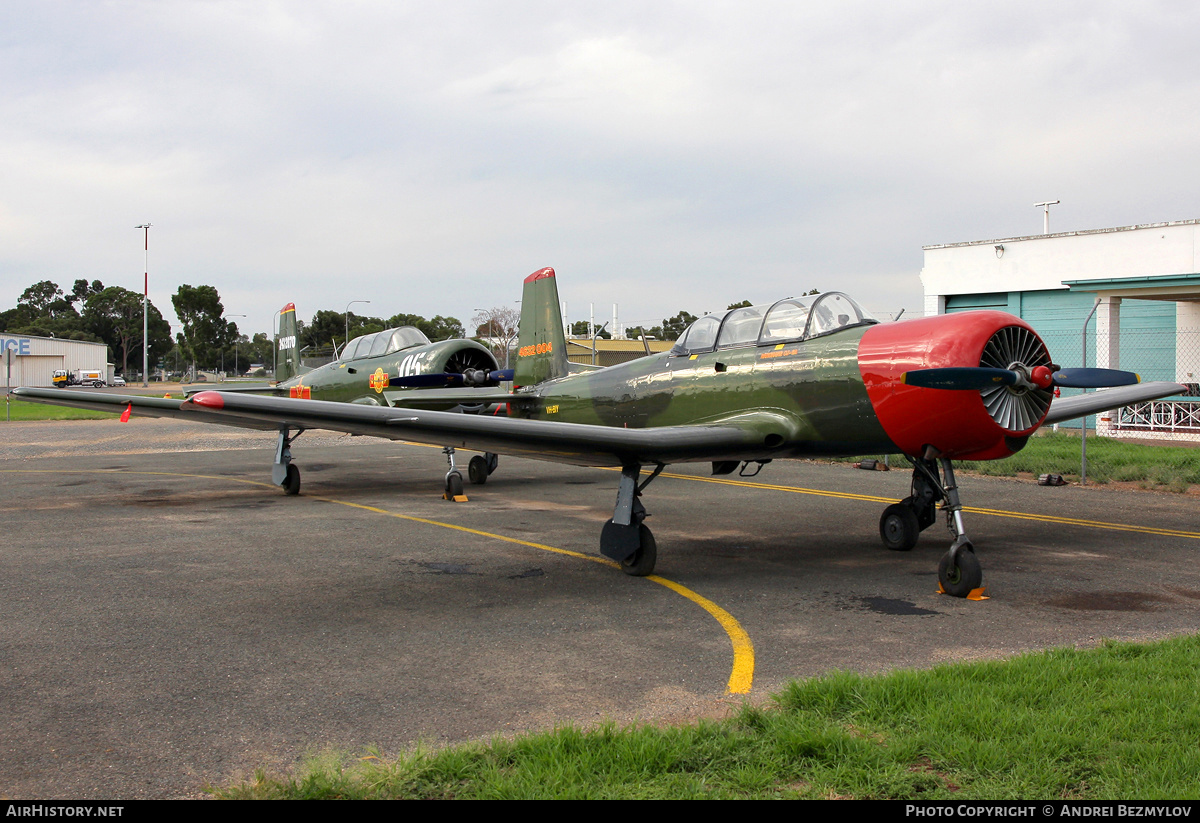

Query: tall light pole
[135,224,152,385]
[345,300,370,350]
[272,306,283,377]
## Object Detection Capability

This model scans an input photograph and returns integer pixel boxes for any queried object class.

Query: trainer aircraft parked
[16,269,1182,597]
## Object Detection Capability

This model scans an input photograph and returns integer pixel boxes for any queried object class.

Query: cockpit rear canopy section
[670,292,878,356]
[341,327,432,361]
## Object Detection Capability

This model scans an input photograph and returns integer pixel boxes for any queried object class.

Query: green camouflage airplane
[14,268,1184,597]
[181,301,513,490]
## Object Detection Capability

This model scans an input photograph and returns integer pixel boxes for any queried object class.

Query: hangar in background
[921,219,1200,441]
[0,334,109,388]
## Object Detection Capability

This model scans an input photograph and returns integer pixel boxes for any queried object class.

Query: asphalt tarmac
[3,418,1199,798]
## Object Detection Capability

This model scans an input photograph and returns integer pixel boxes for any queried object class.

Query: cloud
[2,1,1199,334]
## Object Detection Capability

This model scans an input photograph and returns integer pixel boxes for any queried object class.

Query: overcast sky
[3,1,1198,339]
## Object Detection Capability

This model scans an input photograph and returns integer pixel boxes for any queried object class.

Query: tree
[0,306,32,333]
[71,279,105,308]
[649,310,699,341]
[172,284,229,373]
[301,310,388,351]
[82,286,171,376]
[19,280,68,317]
[569,320,611,339]
[386,313,465,341]
[82,287,141,376]
[726,300,753,310]
[472,306,520,366]
[245,332,276,368]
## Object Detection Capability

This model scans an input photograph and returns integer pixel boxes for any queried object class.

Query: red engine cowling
[857,311,1054,460]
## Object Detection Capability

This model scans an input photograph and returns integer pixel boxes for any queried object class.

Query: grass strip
[2,398,118,420]
[215,634,1200,799]
[843,432,1200,492]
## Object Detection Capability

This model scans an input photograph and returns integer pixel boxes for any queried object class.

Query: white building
[1,334,110,388]
[921,219,1200,440]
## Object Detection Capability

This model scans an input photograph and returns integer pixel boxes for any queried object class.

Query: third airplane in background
[16,268,1184,596]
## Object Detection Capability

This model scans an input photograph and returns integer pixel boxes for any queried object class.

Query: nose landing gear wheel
[444,471,465,501]
[880,503,920,551]
[938,544,982,597]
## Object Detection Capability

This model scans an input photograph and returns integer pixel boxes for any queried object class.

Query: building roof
[923,219,1200,251]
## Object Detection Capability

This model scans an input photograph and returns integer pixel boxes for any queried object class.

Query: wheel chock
[443,492,469,502]
[937,583,989,600]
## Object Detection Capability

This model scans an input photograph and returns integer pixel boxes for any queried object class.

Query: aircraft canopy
[671,292,877,355]
[341,327,432,361]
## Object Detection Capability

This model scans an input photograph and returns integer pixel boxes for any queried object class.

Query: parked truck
[73,371,105,391]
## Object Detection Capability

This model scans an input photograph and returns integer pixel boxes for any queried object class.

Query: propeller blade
[901,368,1017,390]
[389,369,514,389]
[1051,368,1140,388]
[389,373,462,388]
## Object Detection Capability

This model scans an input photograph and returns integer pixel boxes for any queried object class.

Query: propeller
[901,364,1140,391]
[389,369,514,389]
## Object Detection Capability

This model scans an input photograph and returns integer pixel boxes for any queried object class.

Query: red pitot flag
[120,403,132,423]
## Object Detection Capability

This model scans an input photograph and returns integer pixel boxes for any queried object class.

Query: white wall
[921,220,1200,300]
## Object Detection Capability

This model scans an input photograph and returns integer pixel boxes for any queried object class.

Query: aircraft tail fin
[274,302,301,383]
[513,267,570,387]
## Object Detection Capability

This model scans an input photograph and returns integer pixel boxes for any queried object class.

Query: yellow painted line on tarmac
[1,468,755,695]
[652,470,1200,541]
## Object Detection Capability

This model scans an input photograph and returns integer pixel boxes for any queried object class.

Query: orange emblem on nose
[370,368,388,393]
[288,384,311,399]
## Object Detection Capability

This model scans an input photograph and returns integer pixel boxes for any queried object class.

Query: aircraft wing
[1042,381,1187,426]
[181,391,791,467]
[11,388,286,431]
[12,386,781,466]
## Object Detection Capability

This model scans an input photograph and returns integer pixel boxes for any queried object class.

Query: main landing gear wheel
[619,524,657,577]
[281,463,301,496]
[879,503,920,551]
[938,544,982,598]
[445,472,465,500]
[468,455,489,485]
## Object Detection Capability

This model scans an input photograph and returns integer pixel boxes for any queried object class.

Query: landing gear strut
[273,427,302,495]
[878,456,942,550]
[933,457,983,597]
[443,446,466,501]
[879,452,984,598]
[600,463,663,576]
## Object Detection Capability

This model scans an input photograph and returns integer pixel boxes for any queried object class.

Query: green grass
[846,432,1200,492]
[958,432,1200,489]
[214,635,1200,799]
[2,398,118,420]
